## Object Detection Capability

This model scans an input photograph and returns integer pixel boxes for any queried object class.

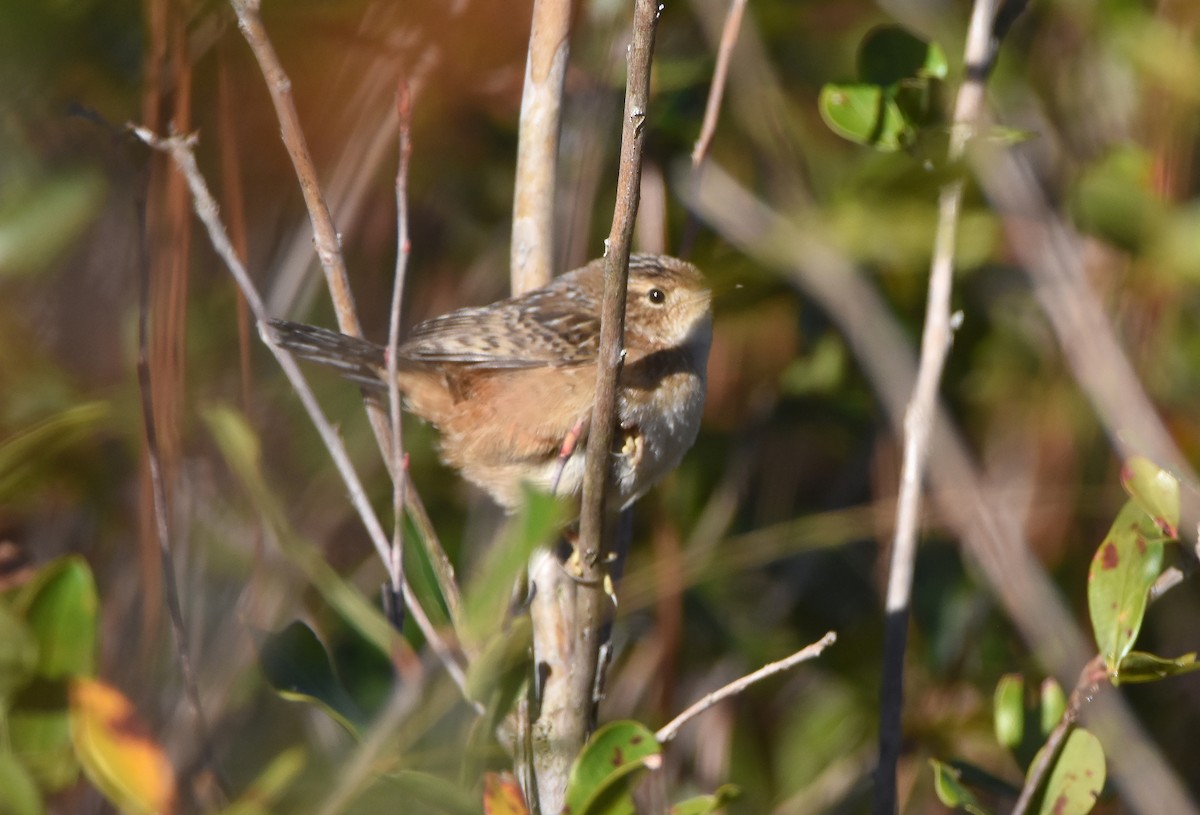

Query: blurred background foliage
[2,0,1200,812]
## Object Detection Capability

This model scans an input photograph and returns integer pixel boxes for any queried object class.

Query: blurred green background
[2,0,1200,812]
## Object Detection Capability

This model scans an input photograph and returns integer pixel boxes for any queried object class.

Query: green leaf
[818,84,911,151]
[0,602,38,700]
[1113,650,1200,684]
[8,680,77,792]
[217,748,307,815]
[258,621,366,737]
[563,721,662,815]
[462,487,564,647]
[993,674,1024,749]
[1120,456,1180,538]
[857,25,946,85]
[1087,501,1166,674]
[203,404,395,655]
[929,760,992,815]
[0,169,106,277]
[1036,728,1105,815]
[0,752,44,815]
[465,615,532,709]
[0,402,111,504]
[17,557,97,679]
[1040,678,1066,736]
[670,785,739,814]
[384,770,482,815]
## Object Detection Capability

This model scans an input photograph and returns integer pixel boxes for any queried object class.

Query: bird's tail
[269,319,387,389]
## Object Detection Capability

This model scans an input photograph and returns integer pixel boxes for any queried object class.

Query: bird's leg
[549,417,587,496]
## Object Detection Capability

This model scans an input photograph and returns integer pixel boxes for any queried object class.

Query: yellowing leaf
[1036,728,1105,815]
[1120,456,1180,538]
[483,771,529,815]
[69,679,176,815]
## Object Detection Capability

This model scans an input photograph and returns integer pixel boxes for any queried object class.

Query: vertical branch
[229,0,361,336]
[528,3,660,812]
[228,0,467,644]
[873,3,999,813]
[135,197,225,801]
[578,0,661,772]
[384,83,414,627]
[690,0,747,168]
[511,0,572,294]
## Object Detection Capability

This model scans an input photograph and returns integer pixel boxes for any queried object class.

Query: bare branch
[691,0,747,168]
[574,0,661,737]
[136,216,226,799]
[229,0,360,336]
[512,0,572,294]
[656,631,836,744]
[383,82,414,626]
[875,3,999,811]
[227,0,467,647]
[129,126,478,708]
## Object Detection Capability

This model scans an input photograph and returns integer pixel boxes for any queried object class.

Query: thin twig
[136,212,227,800]
[228,0,467,648]
[384,82,414,628]
[1010,656,1107,815]
[229,0,361,336]
[874,4,998,812]
[656,631,837,744]
[574,0,662,747]
[691,0,746,167]
[130,127,478,709]
[511,0,572,294]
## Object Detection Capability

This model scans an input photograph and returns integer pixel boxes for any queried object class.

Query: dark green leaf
[1087,501,1165,674]
[857,26,946,85]
[258,621,366,737]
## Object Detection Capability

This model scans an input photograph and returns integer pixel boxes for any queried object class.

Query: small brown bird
[272,254,712,511]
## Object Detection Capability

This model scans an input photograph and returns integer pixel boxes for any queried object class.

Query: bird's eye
[647,288,666,305]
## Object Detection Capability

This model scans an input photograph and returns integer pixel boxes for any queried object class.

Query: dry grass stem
[656,631,837,743]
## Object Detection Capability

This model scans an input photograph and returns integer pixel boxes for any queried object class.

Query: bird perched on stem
[272,253,712,512]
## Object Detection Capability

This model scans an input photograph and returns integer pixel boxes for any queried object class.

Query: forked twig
[228,0,466,646]
[130,127,477,707]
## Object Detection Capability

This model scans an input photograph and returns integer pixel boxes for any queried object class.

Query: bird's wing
[399,304,600,369]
